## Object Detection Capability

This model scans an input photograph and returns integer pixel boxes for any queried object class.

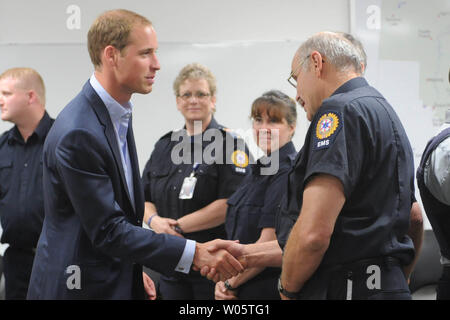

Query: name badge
[179,176,197,199]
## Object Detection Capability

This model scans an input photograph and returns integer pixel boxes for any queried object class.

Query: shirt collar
[181,117,221,143]
[255,141,297,171]
[89,73,133,126]
[8,111,53,144]
[331,77,369,97]
[33,112,53,142]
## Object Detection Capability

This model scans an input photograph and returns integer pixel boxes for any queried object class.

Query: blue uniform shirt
[287,77,415,267]
[142,117,251,243]
[0,112,54,248]
[225,141,296,244]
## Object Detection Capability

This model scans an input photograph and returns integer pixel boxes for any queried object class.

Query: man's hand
[143,272,157,300]
[150,216,183,237]
[198,240,246,282]
[193,240,245,282]
[215,281,238,300]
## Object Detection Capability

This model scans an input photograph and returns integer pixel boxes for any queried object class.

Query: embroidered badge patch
[316,113,339,140]
[231,150,249,169]
[313,112,342,150]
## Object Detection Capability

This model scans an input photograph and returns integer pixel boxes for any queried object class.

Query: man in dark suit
[27,9,243,300]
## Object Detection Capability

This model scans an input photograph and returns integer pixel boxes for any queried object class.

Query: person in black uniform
[215,90,297,300]
[277,32,424,279]
[142,63,251,299]
[0,67,54,299]
[416,68,450,300]
[279,31,416,300]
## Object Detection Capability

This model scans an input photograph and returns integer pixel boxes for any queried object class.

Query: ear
[103,45,119,67]
[310,51,324,76]
[27,90,38,105]
[289,123,296,138]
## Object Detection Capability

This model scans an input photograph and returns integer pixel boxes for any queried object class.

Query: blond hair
[87,9,152,69]
[173,63,217,97]
[0,67,46,105]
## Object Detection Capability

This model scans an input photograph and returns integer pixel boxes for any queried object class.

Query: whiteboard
[351,0,450,229]
[0,41,309,170]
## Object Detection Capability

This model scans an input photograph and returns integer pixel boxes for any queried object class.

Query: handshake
[192,239,246,283]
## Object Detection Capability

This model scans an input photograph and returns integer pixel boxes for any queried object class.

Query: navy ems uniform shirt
[0,112,54,248]
[142,117,251,243]
[287,77,415,267]
[225,141,296,299]
[226,141,296,244]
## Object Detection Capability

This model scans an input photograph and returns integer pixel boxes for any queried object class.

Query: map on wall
[379,0,450,125]
[351,0,450,228]
[352,0,450,157]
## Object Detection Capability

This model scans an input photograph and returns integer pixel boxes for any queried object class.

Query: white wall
[0,0,351,254]
[0,0,350,168]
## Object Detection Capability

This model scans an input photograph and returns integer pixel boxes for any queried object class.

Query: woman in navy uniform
[215,90,297,300]
[142,63,250,299]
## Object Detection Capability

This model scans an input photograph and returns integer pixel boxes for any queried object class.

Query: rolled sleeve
[425,137,450,206]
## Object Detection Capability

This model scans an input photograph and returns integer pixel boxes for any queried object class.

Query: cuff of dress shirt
[175,239,196,274]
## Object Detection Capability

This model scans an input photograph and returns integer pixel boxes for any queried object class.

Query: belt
[323,256,401,275]
[300,256,405,300]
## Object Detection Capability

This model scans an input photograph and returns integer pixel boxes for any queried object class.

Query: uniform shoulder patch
[313,111,342,150]
[231,150,249,173]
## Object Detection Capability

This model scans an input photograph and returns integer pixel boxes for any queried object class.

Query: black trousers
[299,256,412,300]
[159,271,215,300]
[3,247,35,300]
[437,267,450,300]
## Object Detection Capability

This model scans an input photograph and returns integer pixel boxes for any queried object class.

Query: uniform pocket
[149,165,170,178]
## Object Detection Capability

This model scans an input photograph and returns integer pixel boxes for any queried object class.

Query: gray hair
[337,32,367,74]
[297,31,362,74]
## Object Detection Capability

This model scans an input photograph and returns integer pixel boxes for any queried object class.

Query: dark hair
[250,90,297,128]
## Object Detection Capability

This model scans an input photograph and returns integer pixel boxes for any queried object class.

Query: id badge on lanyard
[179,163,199,199]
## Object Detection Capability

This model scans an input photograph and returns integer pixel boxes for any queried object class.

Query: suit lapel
[127,118,144,219]
[82,81,136,214]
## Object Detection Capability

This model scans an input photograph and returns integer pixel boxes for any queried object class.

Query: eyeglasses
[287,54,310,89]
[178,91,211,100]
[287,71,297,89]
[287,54,325,89]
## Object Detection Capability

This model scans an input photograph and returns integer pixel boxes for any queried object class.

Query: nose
[150,53,161,72]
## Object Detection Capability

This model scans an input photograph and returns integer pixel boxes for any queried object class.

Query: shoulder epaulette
[220,127,242,140]
[158,130,174,141]
[0,130,9,142]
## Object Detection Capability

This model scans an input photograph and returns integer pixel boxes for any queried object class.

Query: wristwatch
[224,280,238,291]
[173,223,184,235]
[278,277,302,299]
